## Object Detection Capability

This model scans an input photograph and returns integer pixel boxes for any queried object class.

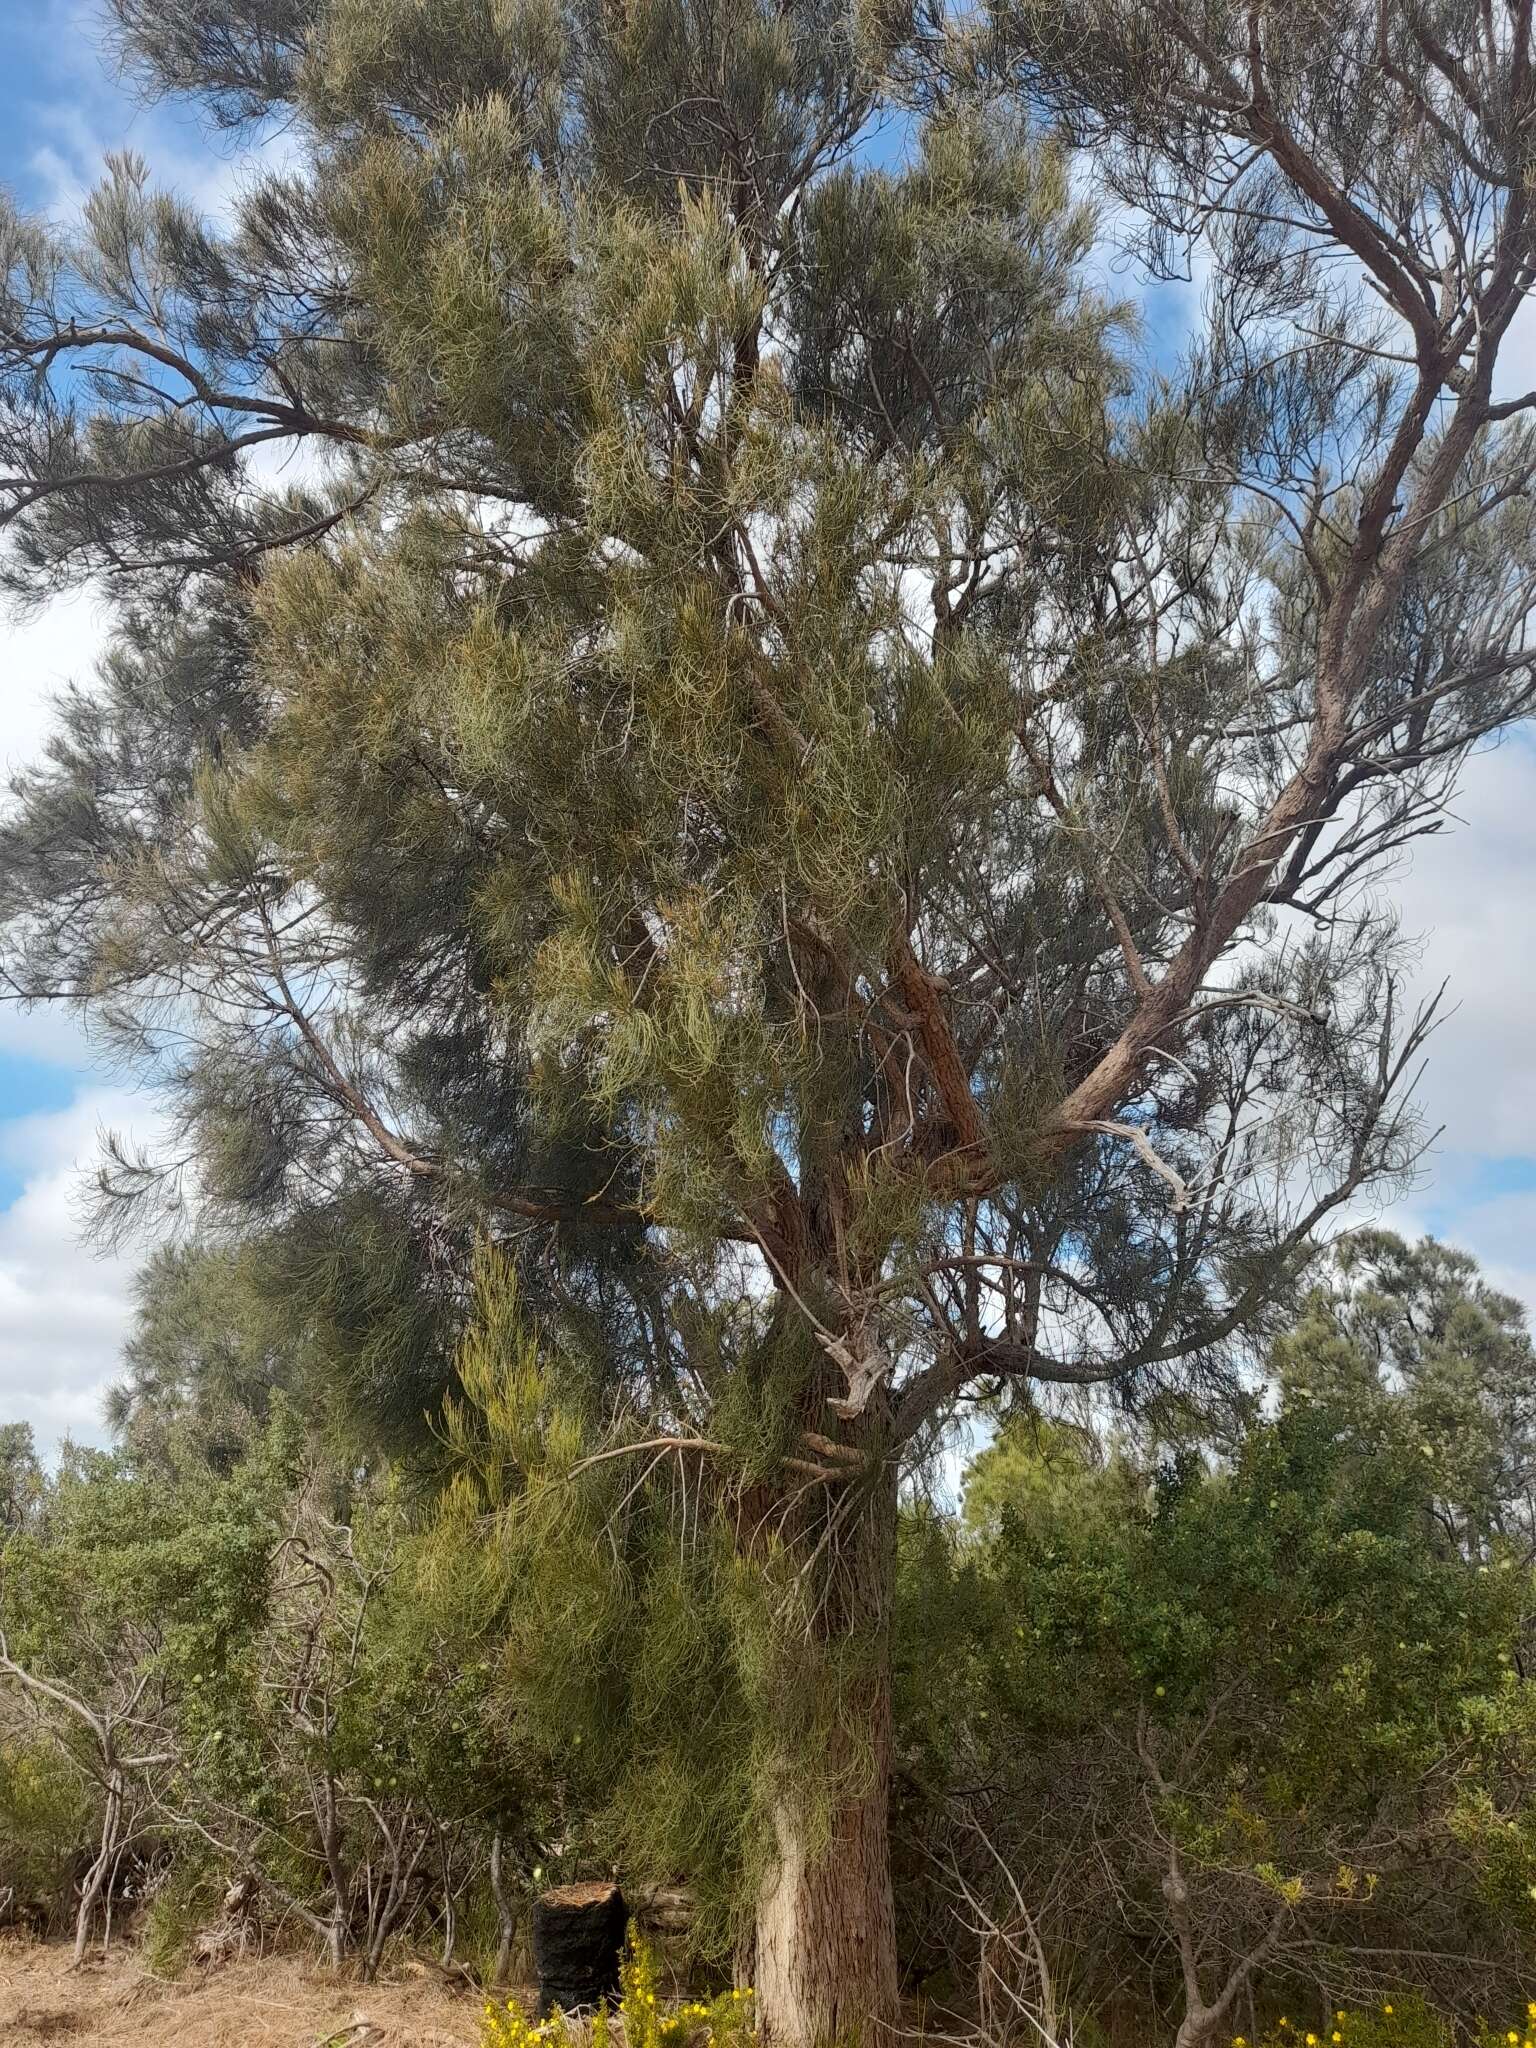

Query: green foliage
[1274,1232,1536,1555]
[8,0,1536,2029]
[611,1925,756,2048]
[162,1448,546,1972]
[0,1409,547,1972]
[0,1437,281,1727]
[0,1735,94,1927]
[432,1254,766,1959]
[1,0,1458,1520]
[895,1247,1536,2029]
[1246,2001,1453,2048]
[140,1854,227,1978]
[6,1226,1536,2032]
[0,1424,42,1533]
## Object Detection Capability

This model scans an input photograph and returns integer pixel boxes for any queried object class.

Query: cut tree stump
[532,1881,627,2016]
[635,1884,696,1938]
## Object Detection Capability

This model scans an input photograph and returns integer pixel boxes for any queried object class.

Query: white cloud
[1390,736,1536,1161]
[0,592,140,1450]
[1370,1181,1536,1333]
[2,585,110,777]
[0,1088,153,1456]
[1,586,112,1069]
[0,1003,99,1073]
[1294,734,1536,1329]
[17,0,267,226]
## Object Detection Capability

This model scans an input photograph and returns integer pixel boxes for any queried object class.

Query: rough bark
[755,1730,898,2047]
[752,1457,899,2048]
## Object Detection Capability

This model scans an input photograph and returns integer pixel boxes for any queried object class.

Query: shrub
[1243,1999,1452,2048]
[480,1930,756,2048]
[140,1854,228,1978]
[1477,1998,1536,2048]
[0,1735,95,1931]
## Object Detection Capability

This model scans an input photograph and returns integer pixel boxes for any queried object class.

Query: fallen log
[634,1884,697,1938]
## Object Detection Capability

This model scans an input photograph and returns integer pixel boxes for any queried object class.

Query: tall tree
[1275,1230,1536,1561]
[5,3,1536,2036]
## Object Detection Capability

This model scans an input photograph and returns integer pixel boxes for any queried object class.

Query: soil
[0,1936,491,2046]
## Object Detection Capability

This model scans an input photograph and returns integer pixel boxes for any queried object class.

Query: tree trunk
[72,1765,122,1967]
[751,1455,899,2047]
[754,1722,897,2046]
[315,1771,350,1970]
[490,1830,518,1987]
[1174,2010,1217,2048]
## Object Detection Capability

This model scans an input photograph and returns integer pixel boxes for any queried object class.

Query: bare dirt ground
[0,1937,488,2046]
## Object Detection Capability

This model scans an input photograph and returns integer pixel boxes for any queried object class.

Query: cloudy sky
[0,0,250,1451]
[2,4,1536,1454]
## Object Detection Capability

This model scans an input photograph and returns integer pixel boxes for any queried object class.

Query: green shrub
[1476,1997,1536,2048]
[0,1736,94,1930]
[141,1853,228,1978]
[480,1930,756,2048]
[1243,1998,1453,2048]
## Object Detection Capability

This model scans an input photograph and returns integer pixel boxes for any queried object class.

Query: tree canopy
[7,3,1536,2038]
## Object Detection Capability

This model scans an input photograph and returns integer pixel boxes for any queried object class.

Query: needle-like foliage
[7,2,1536,2033]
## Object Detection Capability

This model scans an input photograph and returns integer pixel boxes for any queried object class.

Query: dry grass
[0,1935,490,2046]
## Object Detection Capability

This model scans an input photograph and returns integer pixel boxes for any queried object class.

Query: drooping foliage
[7,0,1519,1474]
[6,1232,1536,2037]
[7,1,1536,2033]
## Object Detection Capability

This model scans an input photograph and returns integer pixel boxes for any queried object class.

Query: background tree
[895,1262,1536,2044]
[0,1441,274,1962]
[6,5,1536,2038]
[1274,1231,1536,1562]
[0,1423,43,1534]
[156,1450,542,1979]
[0,1419,549,1982]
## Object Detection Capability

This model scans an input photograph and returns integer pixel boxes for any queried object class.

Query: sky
[2,6,1536,1455]
[0,0,256,1451]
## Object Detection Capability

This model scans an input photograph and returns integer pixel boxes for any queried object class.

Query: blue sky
[3,5,1536,1451]
[0,1,249,212]
[0,0,240,1448]
[0,0,123,1196]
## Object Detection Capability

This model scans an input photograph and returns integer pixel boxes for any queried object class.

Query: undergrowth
[481,1928,755,2048]
[1238,1995,1536,2048]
